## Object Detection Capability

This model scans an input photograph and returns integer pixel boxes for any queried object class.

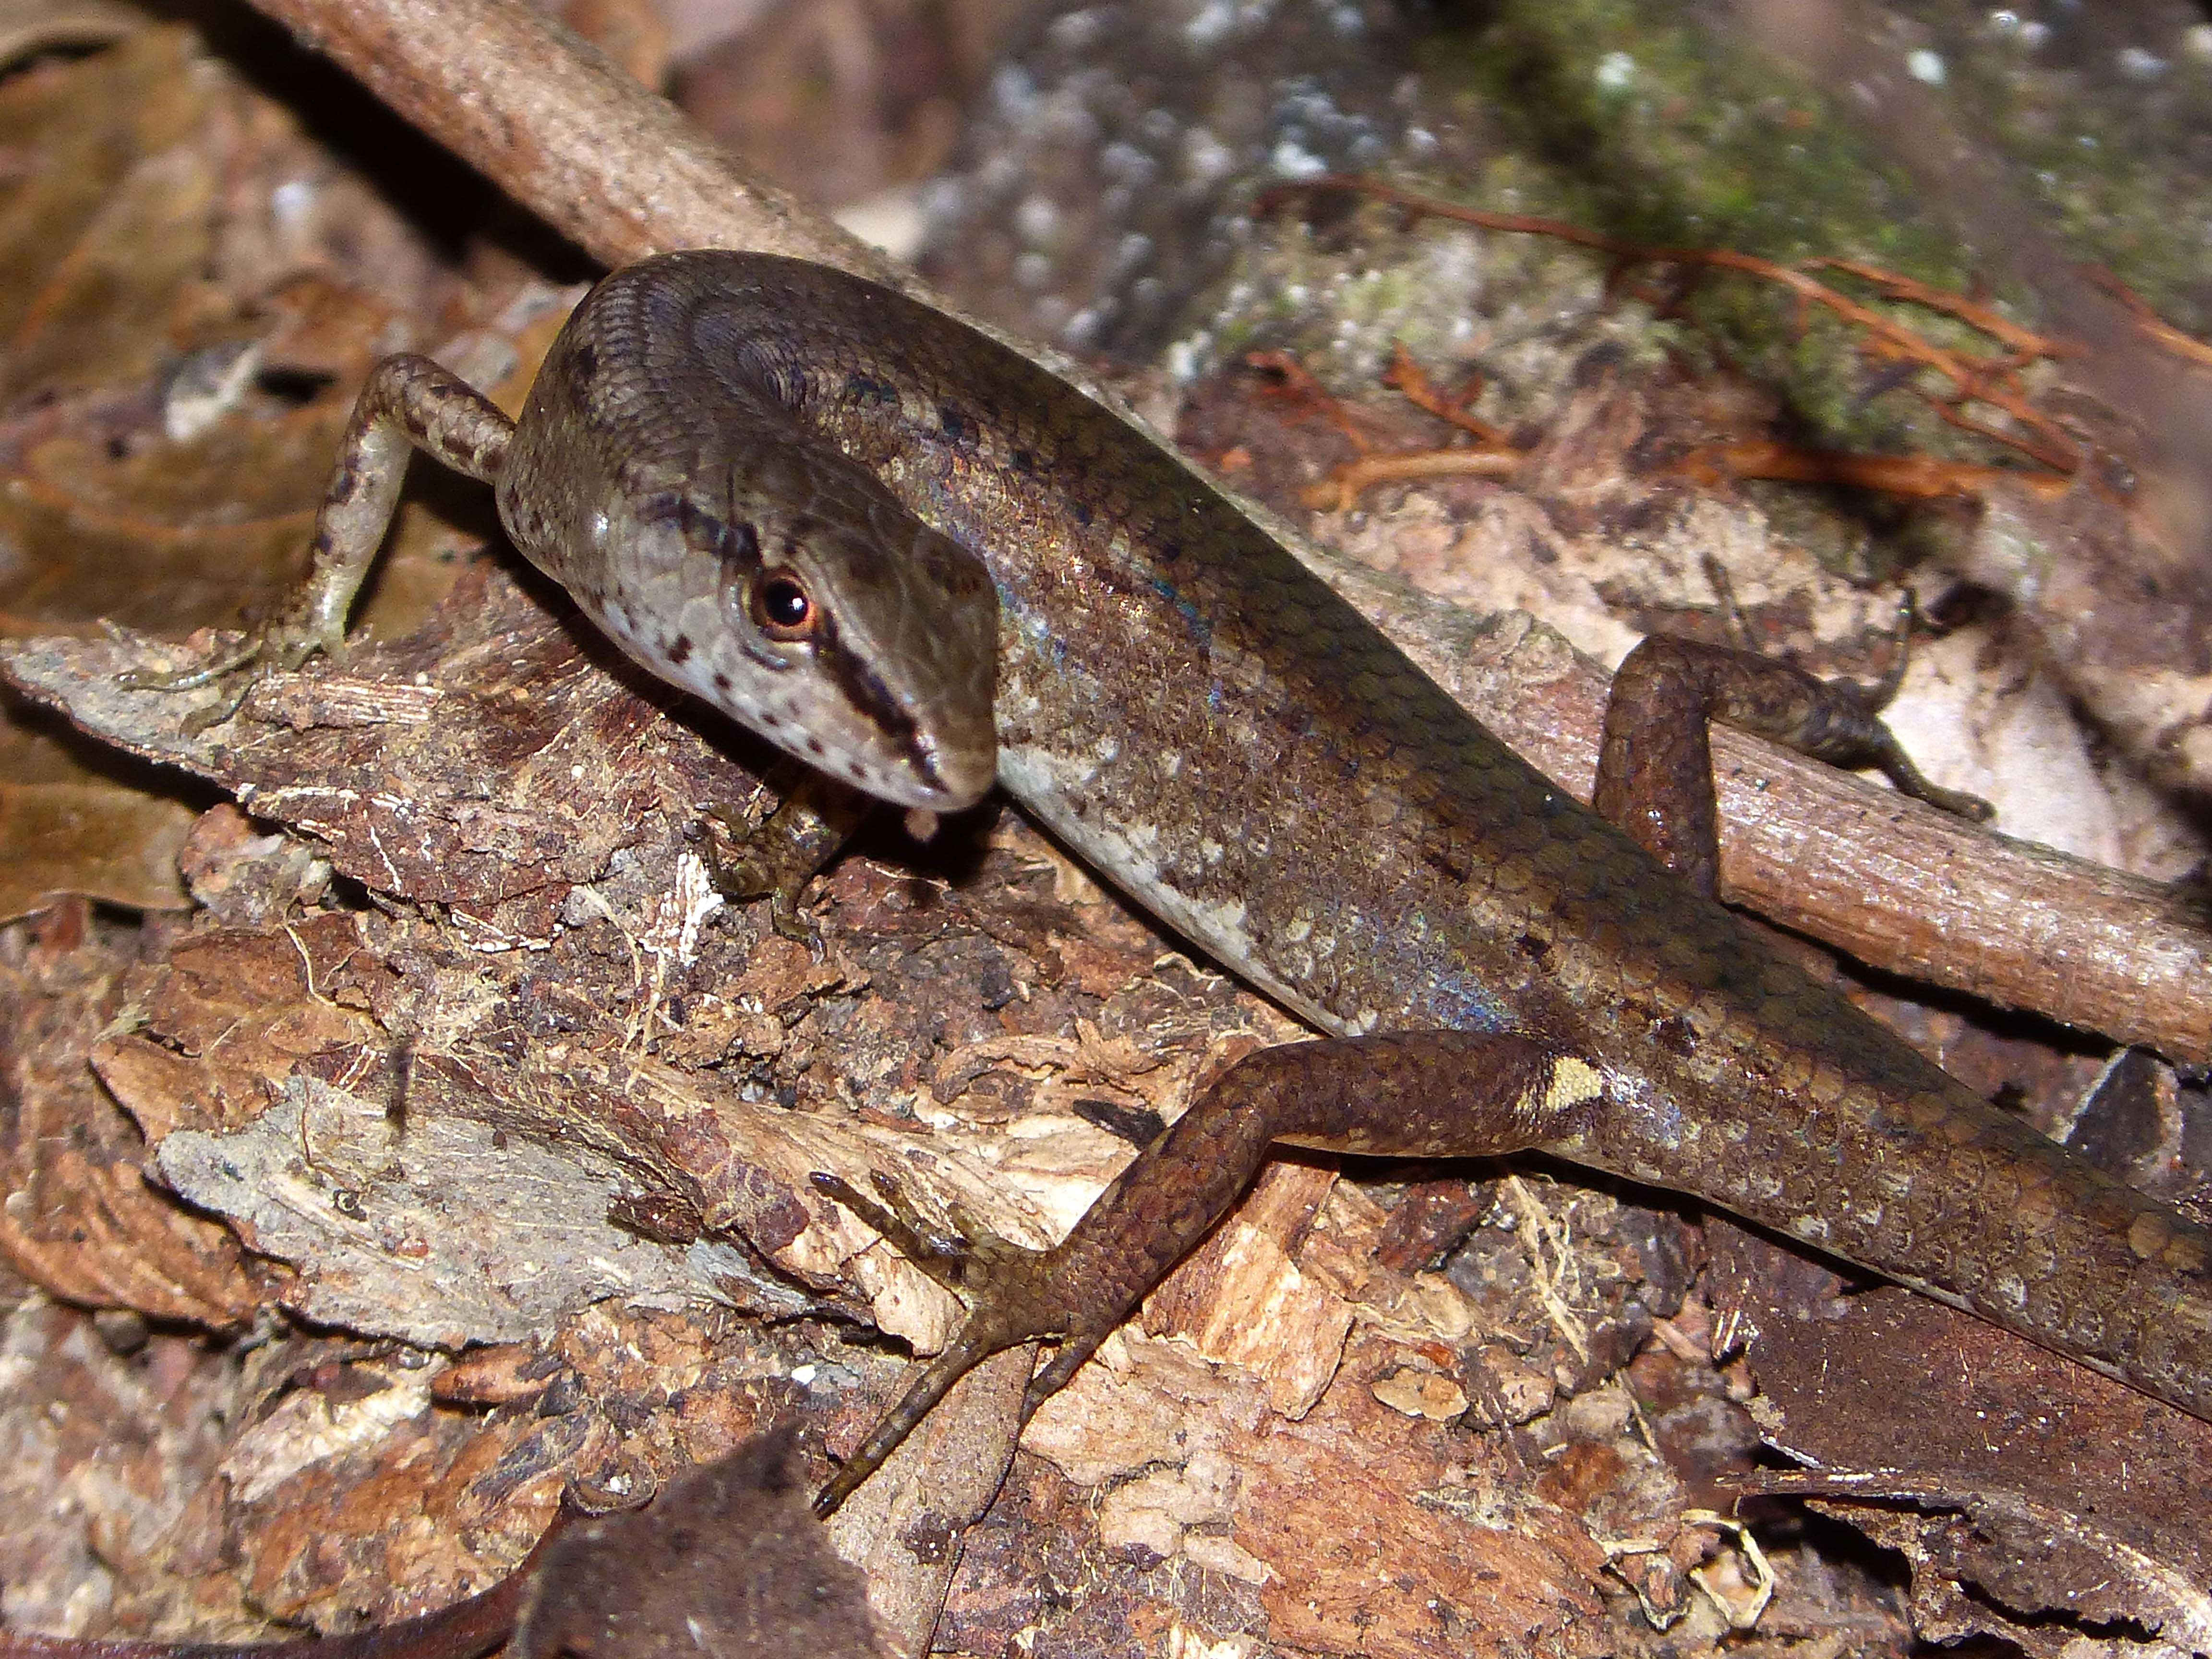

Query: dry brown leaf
[0,904,260,1324]
[0,716,194,916]
[1717,1224,2212,1653]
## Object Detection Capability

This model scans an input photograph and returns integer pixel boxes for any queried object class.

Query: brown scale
[129,251,2212,1525]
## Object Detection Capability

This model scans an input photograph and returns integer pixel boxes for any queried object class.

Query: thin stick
[239,0,902,286]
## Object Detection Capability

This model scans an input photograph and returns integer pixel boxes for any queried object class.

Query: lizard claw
[115,631,268,734]
[114,611,346,734]
[810,1170,950,1263]
[702,772,876,956]
[116,629,268,694]
[810,1169,1044,1300]
[811,1168,1093,1517]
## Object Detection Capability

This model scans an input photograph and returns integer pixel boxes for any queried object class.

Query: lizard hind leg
[809,1030,1597,1515]
[808,1169,1070,1517]
[1595,620,1991,897]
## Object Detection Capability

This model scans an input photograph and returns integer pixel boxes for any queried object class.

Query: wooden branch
[236,0,2209,1062]
[239,0,902,286]
[1315,563,2212,1065]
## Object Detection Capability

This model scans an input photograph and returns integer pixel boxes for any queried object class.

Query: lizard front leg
[121,356,513,725]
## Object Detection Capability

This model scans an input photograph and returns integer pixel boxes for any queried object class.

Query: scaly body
[226,251,2212,1503]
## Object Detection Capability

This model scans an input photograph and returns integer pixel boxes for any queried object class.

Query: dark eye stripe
[630,493,939,783]
[633,493,762,576]
[809,608,929,775]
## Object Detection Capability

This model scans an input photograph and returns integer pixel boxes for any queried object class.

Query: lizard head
[583,448,1000,815]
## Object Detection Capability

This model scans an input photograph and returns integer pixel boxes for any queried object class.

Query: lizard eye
[753,573,817,640]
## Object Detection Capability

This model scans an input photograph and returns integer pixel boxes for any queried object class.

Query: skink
[178,250,2212,1511]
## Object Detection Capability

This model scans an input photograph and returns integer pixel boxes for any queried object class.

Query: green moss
[1390,0,2051,462]
[1907,3,2212,338]
[1447,4,1961,259]
[1183,0,2205,597]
